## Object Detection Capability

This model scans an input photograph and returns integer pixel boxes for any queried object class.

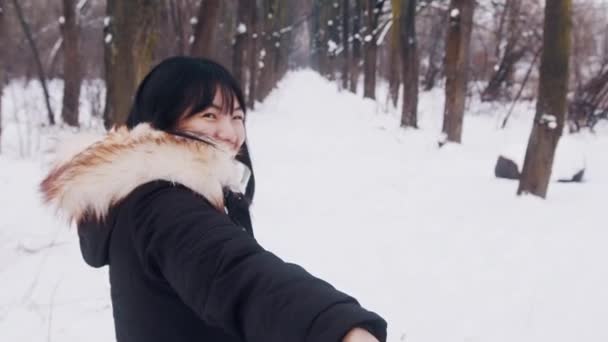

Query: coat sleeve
[128,182,387,342]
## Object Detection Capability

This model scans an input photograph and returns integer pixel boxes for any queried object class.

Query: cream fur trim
[40,124,243,223]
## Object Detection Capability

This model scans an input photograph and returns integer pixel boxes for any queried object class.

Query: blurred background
[1,0,608,341]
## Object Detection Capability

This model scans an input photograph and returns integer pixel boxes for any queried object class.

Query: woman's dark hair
[126,56,246,130]
[126,56,255,203]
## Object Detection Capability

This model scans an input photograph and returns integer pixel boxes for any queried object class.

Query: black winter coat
[41,124,387,342]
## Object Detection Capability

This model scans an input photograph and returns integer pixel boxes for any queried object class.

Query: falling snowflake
[328,40,338,53]
[58,16,66,25]
[104,34,113,44]
[237,23,247,34]
[190,17,198,25]
[450,9,460,18]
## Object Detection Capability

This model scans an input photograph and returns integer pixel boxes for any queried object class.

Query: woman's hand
[342,327,380,342]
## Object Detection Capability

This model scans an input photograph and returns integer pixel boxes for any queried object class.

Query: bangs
[181,79,244,119]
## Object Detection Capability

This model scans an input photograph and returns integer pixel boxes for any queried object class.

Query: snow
[376,20,393,45]
[327,40,338,53]
[364,34,373,42]
[327,19,334,27]
[58,16,65,25]
[103,16,110,28]
[189,17,198,25]
[236,23,247,34]
[451,8,460,18]
[540,114,558,130]
[2,71,608,341]
[76,0,87,12]
[541,114,557,123]
[104,34,112,44]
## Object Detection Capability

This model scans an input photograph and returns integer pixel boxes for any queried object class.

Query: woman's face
[177,91,246,154]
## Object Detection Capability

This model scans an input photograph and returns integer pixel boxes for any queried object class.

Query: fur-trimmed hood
[40,123,248,223]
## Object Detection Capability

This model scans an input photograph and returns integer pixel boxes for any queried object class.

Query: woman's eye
[200,113,217,119]
[233,115,245,121]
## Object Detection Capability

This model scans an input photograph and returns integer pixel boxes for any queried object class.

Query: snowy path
[1,71,608,341]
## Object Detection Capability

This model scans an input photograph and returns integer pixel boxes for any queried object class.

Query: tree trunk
[275,1,292,81]
[399,0,418,128]
[327,1,340,81]
[388,0,401,107]
[423,7,445,91]
[256,0,279,102]
[247,0,259,109]
[518,0,572,198]
[60,0,81,127]
[233,0,252,88]
[363,0,385,100]
[168,0,186,55]
[349,0,362,93]
[190,0,222,59]
[0,0,4,152]
[11,0,55,125]
[341,0,350,90]
[442,0,475,143]
[311,0,322,72]
[481,0,523,102]
[103,0,160,129]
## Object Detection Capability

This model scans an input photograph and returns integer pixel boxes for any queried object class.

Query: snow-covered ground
[1,71,607,341]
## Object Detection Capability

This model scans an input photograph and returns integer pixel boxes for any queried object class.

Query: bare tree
[103,0,160,128]
[257,0,280,102]
[190,0,222,59]
[60,0,81,127]
[422,6,446,91]
[247,0,260,109]
[518,0,572,198]
[349,0,363,93]
[327,0,340,81]
[481,0,535,102]
[233,0,253,88]
[388,0,401,107]
[10,0,55,125]
[341,0,350,90]
[399,0,418,128]
[441,0,475,144]
[363,0,386,99]
[167,0,186,55]
[0,0,4,152]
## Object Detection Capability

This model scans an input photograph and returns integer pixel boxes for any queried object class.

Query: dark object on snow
[557,168,585,183]
[495,155,520,180]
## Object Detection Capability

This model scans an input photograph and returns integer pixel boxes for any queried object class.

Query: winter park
[1,0,608,341]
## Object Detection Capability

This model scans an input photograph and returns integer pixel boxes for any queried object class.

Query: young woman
[41,57,387,342]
